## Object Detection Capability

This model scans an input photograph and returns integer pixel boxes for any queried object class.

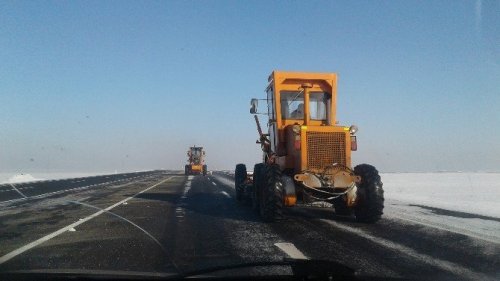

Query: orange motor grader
[185,146,207,176]
[235,71,384,223]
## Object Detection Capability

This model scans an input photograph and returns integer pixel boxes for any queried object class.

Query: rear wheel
[184,165,189,176]
[259,164,283,222]
[235,164,247,202]
[252,163,265,212]
[354,164,384,223]
[202,165,207,176]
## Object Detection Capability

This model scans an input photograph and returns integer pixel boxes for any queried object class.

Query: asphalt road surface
[0,171,498,280]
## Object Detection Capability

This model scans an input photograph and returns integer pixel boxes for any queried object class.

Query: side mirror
[250,98,258,114]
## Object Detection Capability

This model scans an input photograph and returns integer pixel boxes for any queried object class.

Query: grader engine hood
[282,125,358,200]
[294,126,354,176]
[300,127,350,171]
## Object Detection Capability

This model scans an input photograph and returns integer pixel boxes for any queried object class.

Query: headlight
[292,124,301,134]
[349,125,358,135]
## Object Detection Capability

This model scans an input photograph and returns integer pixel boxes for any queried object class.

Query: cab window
[310,92,330,120]
[280,91,304,119]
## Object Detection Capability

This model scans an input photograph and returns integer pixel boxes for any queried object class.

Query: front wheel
[259,164,283,222]
[202,165,207,176]
[252,163,265,212]
[235,164,247,202]
[354,164,384,223]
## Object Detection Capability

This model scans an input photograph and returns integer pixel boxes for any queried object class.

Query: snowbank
[3,174,44,183]
[0,172,115,185]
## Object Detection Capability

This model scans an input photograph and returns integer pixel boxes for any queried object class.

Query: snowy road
[0,171,498,280]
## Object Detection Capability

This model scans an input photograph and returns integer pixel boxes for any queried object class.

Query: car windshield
[1,1,499,281]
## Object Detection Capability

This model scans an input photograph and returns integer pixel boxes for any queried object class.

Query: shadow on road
[182,192,262,223]
[135,192,180,204]
[286,206,359,223]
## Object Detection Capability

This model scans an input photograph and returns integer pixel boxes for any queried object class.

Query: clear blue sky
[1,0,499,173]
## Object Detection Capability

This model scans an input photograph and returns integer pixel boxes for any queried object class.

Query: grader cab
[185,146,208,176]
[235,71,384,222]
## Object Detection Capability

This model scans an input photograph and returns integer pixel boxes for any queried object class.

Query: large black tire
[235,164,247,202]
[259,164,284,222]
[184,165,189,176]
[202,165,207,176]
[354,164,384,223]
[252,163,265,212]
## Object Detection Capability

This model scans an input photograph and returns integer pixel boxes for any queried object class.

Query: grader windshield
[190,147,204,164]
[280,91,331,121]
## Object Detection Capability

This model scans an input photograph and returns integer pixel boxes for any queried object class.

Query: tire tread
[354,164,384,223]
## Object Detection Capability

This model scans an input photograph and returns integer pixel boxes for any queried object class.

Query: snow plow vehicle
[185,146,208,176]
[235,71,384,223]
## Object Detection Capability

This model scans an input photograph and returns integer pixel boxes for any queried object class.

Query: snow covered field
[380,173,500,244]
[381,173,500,218]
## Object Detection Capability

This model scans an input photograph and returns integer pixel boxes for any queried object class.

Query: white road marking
[0,176,174,265]
[176,178,193,220]
[274,242,308,260]
[321,219,494,281]
[211,182,217,186]
[175,206,185,218]
[220,191,231,198]
[75,196,91,202]
[9,184,27,198]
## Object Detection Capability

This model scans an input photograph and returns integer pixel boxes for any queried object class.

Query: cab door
[267,86,277,155]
